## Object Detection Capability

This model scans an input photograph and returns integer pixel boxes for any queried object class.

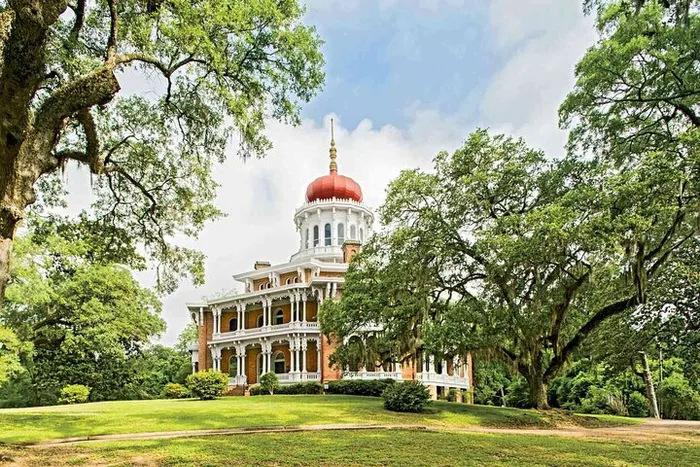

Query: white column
[192,362,196,373]
[262,302,267,327]
[316,340,322,376]
[302,295,307,322]
[442,360,447,375]
[266,351,271,374]
[429,355,435,374]
[331,282,337,298]
[295,296,300,322]
[241,305,246,330]
[302,339,308,374]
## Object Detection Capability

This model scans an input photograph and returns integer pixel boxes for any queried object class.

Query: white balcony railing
[214,321,320,342]
[416,372,470,389]
[272,372,321,383]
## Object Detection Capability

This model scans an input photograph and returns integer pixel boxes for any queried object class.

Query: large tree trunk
[640,352,661,419]
[0,209,18,313]
[527,375,549,410]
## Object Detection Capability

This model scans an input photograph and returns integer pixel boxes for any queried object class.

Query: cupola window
[337,223,345,245]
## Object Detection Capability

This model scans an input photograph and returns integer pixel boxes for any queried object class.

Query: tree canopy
[0,0,325,311]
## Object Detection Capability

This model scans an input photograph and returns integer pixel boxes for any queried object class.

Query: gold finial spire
[329,118,338,174]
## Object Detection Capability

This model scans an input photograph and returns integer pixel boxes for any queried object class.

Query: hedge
[250,382,323,396]
[325,379,396,397]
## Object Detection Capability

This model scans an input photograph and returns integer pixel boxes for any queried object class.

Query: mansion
[187,124,472,398]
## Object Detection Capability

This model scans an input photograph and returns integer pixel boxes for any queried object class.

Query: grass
[2,428,699,466]
[0,395,637,444]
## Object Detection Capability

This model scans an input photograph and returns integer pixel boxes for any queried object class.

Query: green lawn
[0,395,635,444]
[3,428,699,466]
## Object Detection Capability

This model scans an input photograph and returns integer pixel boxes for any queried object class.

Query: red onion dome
[305,118,363,203]
[306,172,363,203]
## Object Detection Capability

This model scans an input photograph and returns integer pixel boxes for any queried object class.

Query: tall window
[305,228,309,249]
[273,352,285,374]
[229,355,237,377]
[257,314,264,328]
[324,223,332,246]
[313,225,319,246]
[359,228,364,242]
[275,309,284,325]
[337,223,345,245]
[350,225,357,240]
[229,318,238,332]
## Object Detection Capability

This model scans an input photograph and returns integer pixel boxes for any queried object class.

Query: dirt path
[20,419,700,447]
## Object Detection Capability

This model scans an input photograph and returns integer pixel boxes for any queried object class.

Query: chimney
[342,240,362,263]
[254,261,271,270]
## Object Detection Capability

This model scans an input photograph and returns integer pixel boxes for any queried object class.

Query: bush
[259,372,279,395]
[658,374,700,420]
[250,381,323,396]
[58,384,91,404]
[382,381,431,413]
[505,378,531,408]
[579,386,627,416]
[326,379,396,397]
[161,383,190,399]
[627,391,650,418]
[186,370,228,400]
[446,388,460,402]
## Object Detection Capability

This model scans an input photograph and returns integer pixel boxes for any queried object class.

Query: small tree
[186,371,228,400]
[259,372,279,395]
[58,384,91,404]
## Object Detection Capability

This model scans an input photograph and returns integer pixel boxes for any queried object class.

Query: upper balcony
[211,321,321,343]
[289,245,344,262]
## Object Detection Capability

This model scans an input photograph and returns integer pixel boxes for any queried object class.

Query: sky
[64,0,598,345]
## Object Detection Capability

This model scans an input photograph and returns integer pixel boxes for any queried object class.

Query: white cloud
[480,0,595,158]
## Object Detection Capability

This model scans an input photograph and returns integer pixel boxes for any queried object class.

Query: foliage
[1,222,166,405]
[627,392,650,418]
[0,326,24,387]
[446,388,460,402]
[473,360,511,406]
[58,384,91,404]
[186,371,228,400]
[325,379,396,397]
[382,381,431,413]
[0,0,326,309]
[175,323,199,354]
[505,378,532,409]
[161,383,190,400]
[658,374,700,420]
[259,372,279,395]
[250,381,323,396]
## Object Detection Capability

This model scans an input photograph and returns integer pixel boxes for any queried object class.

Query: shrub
[326,379,396,397]
[580,386,627,416]
[259,372,279,395]
[382,381,431,413]
[627,391,650,418]
[504,378,531,408]
[186,370,228,400]
[58,384,91,404]
[250,381,323,396]
[161,383,190,399]
[445,388,461,402]
[658,374,700,420]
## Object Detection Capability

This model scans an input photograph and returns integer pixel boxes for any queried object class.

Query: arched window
[229,355,237,376]
[229,318,238,332]
[337,223,345,245]
[285,277,292,285]
[266,282,272,289]
[324,223,332,246]
[256,314,264,328]
[350,225,357,240]
[359,228,364,242]
[259,283,265,291]
[274,309,284,325]
[305,228,310,249]
[273,351,285,374]
[293,276,299,284]
[313,225,319,246]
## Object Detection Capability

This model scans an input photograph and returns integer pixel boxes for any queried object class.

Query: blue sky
[302,2,496,129]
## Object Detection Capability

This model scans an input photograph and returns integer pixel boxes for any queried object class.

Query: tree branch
[106,0,118,61]
[544,295,639,381]
[69,0,86,38]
